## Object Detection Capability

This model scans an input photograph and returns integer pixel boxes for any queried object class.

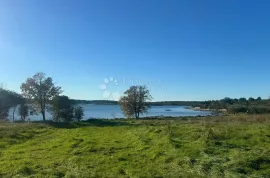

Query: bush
[228,105,248,114]
[228,105,270,114]
[248,105,270,114]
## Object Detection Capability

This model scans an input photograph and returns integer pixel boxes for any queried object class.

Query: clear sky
[0,0,270,101]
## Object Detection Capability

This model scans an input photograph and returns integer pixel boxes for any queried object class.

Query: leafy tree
[21,73,62,121]
[210,100,223,115]
[119,86,153,118]
[239,97,247,104]
[10,91,23,122]
[202,100,212,109]
[18,102,29,121]
[222,97,234,105]
[248,97,255,102]
[220,97,234,109]
[0,89,10,120]
[233,98,239,104]
[50,95,74,122]
[256,97,262,101]
[0,88,22,121]
[59,108,74,122]
[74,106,84,122]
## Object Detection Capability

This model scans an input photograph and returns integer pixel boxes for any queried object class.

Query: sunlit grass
[0,115,269,177]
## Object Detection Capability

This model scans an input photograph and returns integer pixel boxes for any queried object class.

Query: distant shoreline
[186,106,227,112]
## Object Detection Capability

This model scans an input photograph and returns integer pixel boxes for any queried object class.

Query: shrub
[248,105,270,114]
[228,105,248,114]
[228,105,270,114]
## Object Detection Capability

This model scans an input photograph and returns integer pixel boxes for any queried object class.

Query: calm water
[10,105,211,121]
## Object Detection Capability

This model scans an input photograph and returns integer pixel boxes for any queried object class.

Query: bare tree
[119,86,152,118]
[20,73,62,121]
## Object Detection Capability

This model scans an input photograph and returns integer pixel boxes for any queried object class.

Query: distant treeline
[72,97,270,114]
[154,98,270,114]
[72,97,268,107]
[149,101,207,106]
[71,100,119,105]
[190,97,270,114]
[71,100,207,106]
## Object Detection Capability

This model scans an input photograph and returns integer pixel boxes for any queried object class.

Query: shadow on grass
[43,119,136,129]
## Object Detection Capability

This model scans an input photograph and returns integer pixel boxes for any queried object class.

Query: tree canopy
[18,101,29,121]
[0,88,22,120]
[119,86,152,118]
[74,106,85,122]
[50,95,74,122]
[21,73,62,121]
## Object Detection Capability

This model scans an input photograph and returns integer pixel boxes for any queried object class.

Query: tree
[0,88,11,120]
[220,97,234,109]
[18,102,29,121]
[9,91,23,122]
[0,88,22,121]
[222,97,234,105]
[50,95,74,122]
[239,97,247,104]
[233,98,239,104]
[74,106,84,122]
[210,100,222,115]
[248,97,255,102]
[21,73,62,121]
[119,86,153,118]
[257,97,262,101]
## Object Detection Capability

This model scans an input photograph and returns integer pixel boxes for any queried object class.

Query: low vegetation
[0,115,269,177]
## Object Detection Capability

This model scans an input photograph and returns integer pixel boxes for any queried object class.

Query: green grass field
[0,115,269,178]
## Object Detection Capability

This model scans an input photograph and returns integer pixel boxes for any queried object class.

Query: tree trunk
[40,100,46,121]
[12,107,16,122]
[41,110,46,121]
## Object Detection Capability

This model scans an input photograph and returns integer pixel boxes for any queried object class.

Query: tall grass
[0,115,269,177]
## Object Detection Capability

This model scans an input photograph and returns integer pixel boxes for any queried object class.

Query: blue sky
[0,0,270,101]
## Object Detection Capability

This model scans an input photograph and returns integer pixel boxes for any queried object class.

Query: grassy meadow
[0,115,269,177]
